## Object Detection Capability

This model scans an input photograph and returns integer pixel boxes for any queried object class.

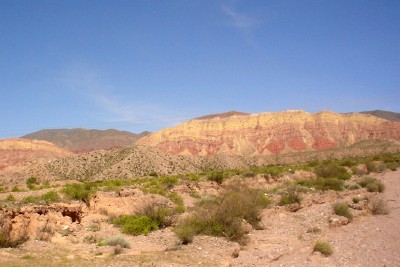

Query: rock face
[138,110,400,156]
[22,128,150,153]
[0,139,72,170]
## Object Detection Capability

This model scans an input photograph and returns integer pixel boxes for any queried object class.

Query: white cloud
[57,63,190,130]
[221,4,260,48]
[221,4,258,29]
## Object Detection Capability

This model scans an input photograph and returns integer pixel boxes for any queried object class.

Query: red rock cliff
[137,110,400,156]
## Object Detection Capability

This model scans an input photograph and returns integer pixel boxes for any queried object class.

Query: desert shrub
[88,224,101,232]
[351,167,367,177]
[119,215,159,235]
[207,171,225,184]
[333,202,353,220]
[243,172,256,178]
[297,178,344,191]
[368,197,389,215]
[11,186,21,192]
[26,177,38,189]
[99,236,131,248]
[385,161,399,171]
[366,161,386,173]
[139,204,174,228]
[352,196,362,203]
[340,159,357,167]
[314,241,333,256]
[21,195,39,204]
[278,185,301,205]
[5,194,15,202]
[40,191,60,203]
[314,165,351,180]
[345,182,362,190]
[357,177,384,192]
[174,187,269,245]
[63,183,96,204]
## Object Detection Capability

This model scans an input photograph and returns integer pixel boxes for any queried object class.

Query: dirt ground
[0,170,399,267]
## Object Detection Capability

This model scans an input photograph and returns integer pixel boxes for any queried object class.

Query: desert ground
[0,166,398,267]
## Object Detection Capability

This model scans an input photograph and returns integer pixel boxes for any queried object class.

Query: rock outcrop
[138,110,400,156]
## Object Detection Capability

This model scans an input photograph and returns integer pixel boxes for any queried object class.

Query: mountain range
[1,110,400,182]
[22,128,150,153]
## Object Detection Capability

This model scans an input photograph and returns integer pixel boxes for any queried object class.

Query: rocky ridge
[138,110,400,156]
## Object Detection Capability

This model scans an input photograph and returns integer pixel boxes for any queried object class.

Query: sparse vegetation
[98,236,131,248]
[279,185,302,205]
[26,177,38,190]
[63,183,96,204]
[174,186,270,245]
[314,165,351,180]
[314,241,333,256]
[297,177,344,191]
[366,161,386,173]
[368,197,389,215]
[113,215,159,235]
[357,176,385,192]
[21,191,60,204]
[333,202,353,221]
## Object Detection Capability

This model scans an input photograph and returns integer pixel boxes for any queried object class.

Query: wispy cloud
[221,4,258,29]
[221,3,260,48]
[57,63,190,130]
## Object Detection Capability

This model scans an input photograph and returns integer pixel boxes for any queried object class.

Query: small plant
[207,171,225,184]
[313,241,333,256]
[369,197,389,215]
[88,224,101,232]
[113,215,159,235]
[306,227,321,234]
[40,191,60,203]
[366,161,386,173]
[333,202,353,221]
[314,165,351,180]
[352,196,362,204]
[357,177,385,192]
[174,186,269,245]
[278,186,301,206]
[5,194,15,202]
[26,177,38,190]
[100,236,131,248]
[385,161,399,171]
[63,183,96,204]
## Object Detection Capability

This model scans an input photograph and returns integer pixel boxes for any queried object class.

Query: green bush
[113,215,159,235]
[207,172,225,184]
[63,183,95,204]
[297,178,344,191]
[99,237,131,248]
[333,202,353,221]
[314,241,333,256]
[5,194,15,202]
[357,177,385,193]
[174,187,269,245]
[314,165,351,180]
[40,191,60,203]
[278,185,301,205]
[366,161,386,173]
[385,162,399,171]
[368,197,389,215]
[26,177,38,189]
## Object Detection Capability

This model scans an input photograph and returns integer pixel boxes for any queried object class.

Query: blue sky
[1,0,399,138]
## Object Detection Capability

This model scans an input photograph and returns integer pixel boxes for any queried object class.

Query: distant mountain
[22,129,150,153]
[0,138,72,170]
[138,110,400,156]
[358,110,400,122]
